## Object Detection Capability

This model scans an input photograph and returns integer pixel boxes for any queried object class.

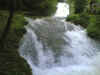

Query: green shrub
[11,14,27,29]
[0,0,57,16]
[79,13,90,27]
[66,14,80,23]
[87,15,100,39]
[66,13,90,28]
[67,0,88,14]
[74,0,88,13]
[0,12,32,75]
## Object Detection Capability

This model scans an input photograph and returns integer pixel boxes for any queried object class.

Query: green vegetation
[87,15,100,39]
[67,0,88,14]
[0,0,58,74]
[66,0,100,40]
[22,0,57,16]
[0,0,57,16]
[0,12,32,75]
[67,13,90,28]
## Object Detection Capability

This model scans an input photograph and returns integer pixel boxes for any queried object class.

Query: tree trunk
[1,10,14,39]
[0,1,14,48]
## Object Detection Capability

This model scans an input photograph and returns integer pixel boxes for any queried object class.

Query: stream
[19,2,100,75]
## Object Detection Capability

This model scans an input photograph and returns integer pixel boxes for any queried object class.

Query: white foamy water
[19,2,100,75]
[54,2,69,17]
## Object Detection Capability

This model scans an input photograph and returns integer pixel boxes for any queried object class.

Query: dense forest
[0,0,100,75]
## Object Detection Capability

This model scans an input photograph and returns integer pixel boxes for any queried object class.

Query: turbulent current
[19,2,100,75]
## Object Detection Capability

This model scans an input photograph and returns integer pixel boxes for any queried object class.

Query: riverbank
[0,12,32,75]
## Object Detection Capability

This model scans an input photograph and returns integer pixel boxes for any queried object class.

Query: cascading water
[19,2,100,75]
[54,2,69,17]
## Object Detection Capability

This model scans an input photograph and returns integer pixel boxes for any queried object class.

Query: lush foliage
[0,0,58,74]
[67,0,100,39]
[67,13,90,28]
[0,12,32,75]
[67,0,88,14]
[0,0,57,16]
[74,0,88,13]
[87,15,100,39]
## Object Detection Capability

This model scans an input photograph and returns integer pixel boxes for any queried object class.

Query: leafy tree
[67,0,88,14]
[74,0,88,13]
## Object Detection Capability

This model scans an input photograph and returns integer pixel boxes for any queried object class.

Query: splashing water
[19,2,100,75]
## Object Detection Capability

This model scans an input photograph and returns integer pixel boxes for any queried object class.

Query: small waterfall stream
[19,2,100,75]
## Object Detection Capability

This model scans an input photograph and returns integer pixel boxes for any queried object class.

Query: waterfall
[19,2,100,75]
[54,2,69,17]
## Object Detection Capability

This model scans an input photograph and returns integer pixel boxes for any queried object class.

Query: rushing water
[19,2,100,75]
